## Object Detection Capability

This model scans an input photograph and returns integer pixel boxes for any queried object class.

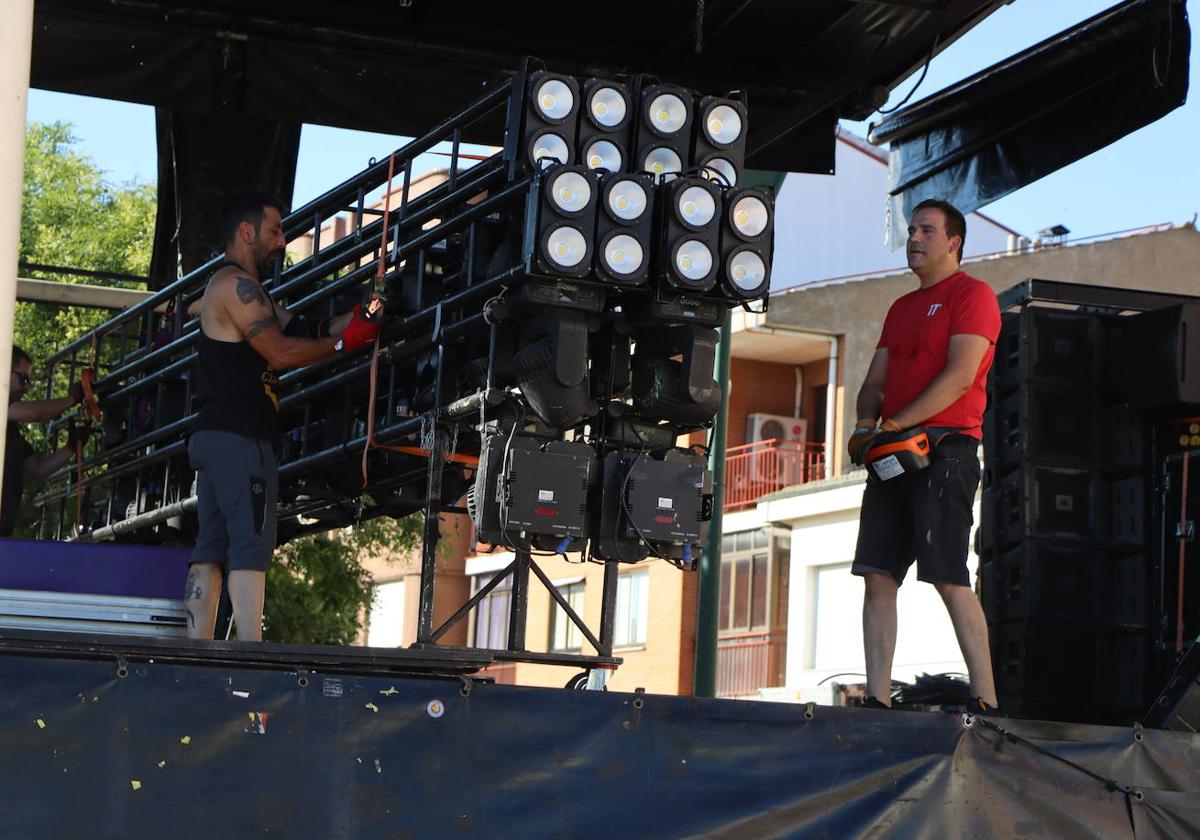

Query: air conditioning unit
[746,414,807,483]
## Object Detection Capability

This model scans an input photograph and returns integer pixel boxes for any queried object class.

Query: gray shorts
[188,430,278,572]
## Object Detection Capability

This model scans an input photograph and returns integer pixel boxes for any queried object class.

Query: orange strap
[80,367,101,421]
[361,153,399,489]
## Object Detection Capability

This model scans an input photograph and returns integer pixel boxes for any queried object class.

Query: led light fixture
[594,172,654,285]
[718,186,774,300]
[693,95,747,187]
[578,77,632,174]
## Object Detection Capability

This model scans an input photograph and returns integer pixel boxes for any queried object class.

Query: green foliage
[262,514,422,645]
[15,121,157,443]
[263,536,375,645]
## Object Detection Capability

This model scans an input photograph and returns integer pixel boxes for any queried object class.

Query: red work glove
[335,301,383,353]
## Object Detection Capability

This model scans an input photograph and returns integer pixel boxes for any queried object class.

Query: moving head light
[631,324,721,425]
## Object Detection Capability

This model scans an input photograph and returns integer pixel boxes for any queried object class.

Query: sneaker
[862,696,893,710]
[965,696,1000,715]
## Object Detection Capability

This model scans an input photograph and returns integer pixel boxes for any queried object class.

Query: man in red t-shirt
[847,199,1000,713]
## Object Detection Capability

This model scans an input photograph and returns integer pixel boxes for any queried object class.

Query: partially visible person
[184,191,382,642]
[3,346,88,537]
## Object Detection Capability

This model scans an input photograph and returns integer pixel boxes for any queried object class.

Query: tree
[15,122,424,644]
[263,516,422,645]
[16,121,156,446]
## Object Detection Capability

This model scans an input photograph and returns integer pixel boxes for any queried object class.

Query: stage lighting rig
[718,187,773,301]
[595,448,712,566]
[655,175,722,293]
[522,164,600,280]
[633,80,694,183]
[513,309,600,430]
[693,94,748,188]
[578,78,633,174]
[594,172,654,286]
[516,70,581,171]
[470,433,597,551]
[631,323,721,425]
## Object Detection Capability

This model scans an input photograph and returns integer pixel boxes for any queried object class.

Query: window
[549,581,586,652]
[367,579,406,648]
[718,527,788,634]
[615,570,649,647]
[471,572,512,650]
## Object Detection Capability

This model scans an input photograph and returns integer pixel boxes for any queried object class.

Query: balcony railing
[716,631,787,698]
[724,439,826,511]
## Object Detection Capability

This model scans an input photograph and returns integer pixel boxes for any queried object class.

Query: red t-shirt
[876,271,1000,438]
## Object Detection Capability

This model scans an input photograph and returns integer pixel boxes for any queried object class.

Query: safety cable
[974,716,1140,806]
[361,153,398,490]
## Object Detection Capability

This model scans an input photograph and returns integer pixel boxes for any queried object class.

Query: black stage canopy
[29,0,1005,281]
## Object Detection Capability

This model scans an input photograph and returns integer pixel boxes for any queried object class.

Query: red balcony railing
[716,631,787,697]
[724,439,826,511]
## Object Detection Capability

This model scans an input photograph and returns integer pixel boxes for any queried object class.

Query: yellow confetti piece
[180,736,191,745]
[36,719,46,729]
[248,712,256,721]
[356,757,363,764]
[380,687,399,696]
[130,781,142,791]
[364,703,380,713]
[157,761,166,769]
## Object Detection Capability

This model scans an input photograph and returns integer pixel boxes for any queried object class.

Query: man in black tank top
[185,192,382,641]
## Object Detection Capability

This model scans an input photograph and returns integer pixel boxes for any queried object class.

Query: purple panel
[0,539,189,599]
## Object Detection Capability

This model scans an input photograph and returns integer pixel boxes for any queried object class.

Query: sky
[23,0,1200,242]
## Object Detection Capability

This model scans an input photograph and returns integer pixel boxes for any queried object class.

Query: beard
[255,246,285,276]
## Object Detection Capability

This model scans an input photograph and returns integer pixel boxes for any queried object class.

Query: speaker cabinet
[993,309,1103,395]
[1117,303,1200,406]
[981,541,1148,630]
[993,620,1149,724]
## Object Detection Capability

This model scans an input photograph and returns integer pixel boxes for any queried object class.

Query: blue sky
[25,0,1198,241]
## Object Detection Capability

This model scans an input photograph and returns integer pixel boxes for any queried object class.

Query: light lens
[549,171,592,213]
[731,195,769,238]
[701,157,738,187]
[589,86,627,128]
[729,250,767,292]
[531,133,570,168]
[704,104,743,145]
[584,139,623,172]
[607,179,648,221]
[546,226,588,268]
[678,186,716,227]
[643,147,682,180]
[603,234,644,276]
[674,240,714,282]
[535,79,575,121]
[647,93,687,135]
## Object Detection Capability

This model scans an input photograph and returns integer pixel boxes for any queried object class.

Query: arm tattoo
[235,276,266,306]
[246,316,276,339]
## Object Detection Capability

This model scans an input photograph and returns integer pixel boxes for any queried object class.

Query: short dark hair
[912,198,966,263]
[219,192,288,248]
[11,346,31,369]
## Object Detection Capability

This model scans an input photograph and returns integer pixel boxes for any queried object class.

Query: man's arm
[886,333,991,429]
[220,275,336,369]
[22,448,74,482]
[855,348,889,427]
[7,395,75,423]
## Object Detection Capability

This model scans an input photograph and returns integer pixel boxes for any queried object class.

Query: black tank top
[192,260,281,441]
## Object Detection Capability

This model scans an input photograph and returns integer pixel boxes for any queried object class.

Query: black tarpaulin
[871,0,1190,247]
[2,633,1199,837]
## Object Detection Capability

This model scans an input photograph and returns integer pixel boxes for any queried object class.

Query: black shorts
[851,434,980,587]
[188,430,278,573]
